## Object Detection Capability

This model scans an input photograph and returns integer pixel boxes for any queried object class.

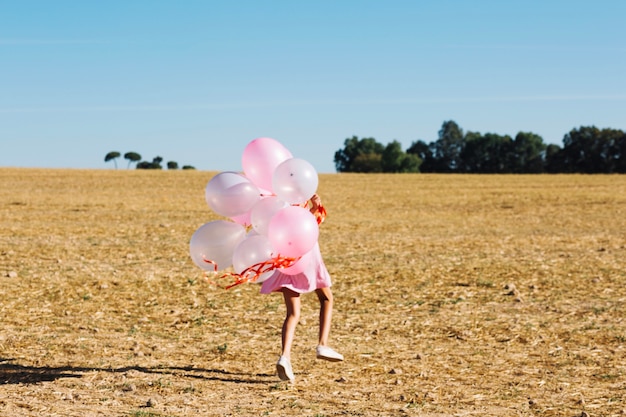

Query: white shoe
[276,356,295,382]
[316,345,344,362]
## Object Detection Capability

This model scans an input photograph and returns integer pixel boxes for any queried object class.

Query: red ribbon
[221,255,300,289]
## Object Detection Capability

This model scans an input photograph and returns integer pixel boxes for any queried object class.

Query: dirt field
[1,168,625,416]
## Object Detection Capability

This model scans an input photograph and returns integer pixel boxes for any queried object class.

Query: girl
[260,193,343,382]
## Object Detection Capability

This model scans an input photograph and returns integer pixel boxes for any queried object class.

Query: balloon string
[315,204,327,224]
[202,257,218,272]
[221,255,300,289]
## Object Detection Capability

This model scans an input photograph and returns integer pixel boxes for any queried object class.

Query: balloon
[189,220,246,271]
[267,206,319,258]
[242,137,292,191]
[272,158,319,204]
[250,196,289,236]
[205,171,260,218]
[232,234,276,283]
[230,210,252,227]
[279,248,313,275]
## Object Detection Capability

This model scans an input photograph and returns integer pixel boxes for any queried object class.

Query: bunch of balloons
[189,137,321,286]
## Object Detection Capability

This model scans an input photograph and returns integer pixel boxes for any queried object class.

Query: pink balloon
[272,158,319,204]
[267,206,319,258]
[241,137,293,191]
[189,220,246,271]
[250,196,289,236]
[279,248,313,275]
[205,171,260,218]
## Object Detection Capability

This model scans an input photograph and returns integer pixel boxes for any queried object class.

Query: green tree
[399,153,422,173]
[544,144,564,173]
[459,131,484,172]
[560,126,604,173]
[460,132,513,173]
[351,153,382,173]
[381,140,405,173]
[334,136,385,172]
[612,130,626,173]
[406,140,434,172]
[167,161,179,170]
[381,140,422,172]
[431,120,465,172]
[600,128,626,173]
[136,156,164,170]
[104,151,121,169]
[182,165,196,170]
[124,152,142,169]
[558,126,626,173]
[511,132,546,173]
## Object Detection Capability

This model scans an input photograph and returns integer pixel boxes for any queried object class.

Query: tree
[334,136,385,172]
[167,161,179,170]
[544,144,564,173]
[612,130,626,173]
[351,153,382,173]
[560,126,604,173]
[182,165,196,170]
[459,131,484,173]
[460,132,513,173]
[511,132,546,173]
[381,140,405,173]
[599,128,626,173]
[104,151,121,169]
[431,120,465,172]
[381,140,422,172]
[401,153,422,172]
[136,156,164,170]
[406,140,435,172]
[554,126,626,173]
[124,152,142,169]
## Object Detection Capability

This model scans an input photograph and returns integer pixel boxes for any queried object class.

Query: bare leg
[315,287,334,346]
[280,288,301,359]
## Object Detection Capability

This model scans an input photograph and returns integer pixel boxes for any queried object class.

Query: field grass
[1,168,625,416]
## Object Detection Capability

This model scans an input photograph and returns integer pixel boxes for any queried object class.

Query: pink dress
[260,242,332,294]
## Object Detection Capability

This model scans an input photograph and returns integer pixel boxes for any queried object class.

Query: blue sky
[1,1,625,173]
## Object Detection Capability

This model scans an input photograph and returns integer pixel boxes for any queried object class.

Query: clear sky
[1,0,625,173]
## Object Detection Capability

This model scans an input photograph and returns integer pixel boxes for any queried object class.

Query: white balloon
[232,234,276,283]
[272,158,319,204]
[189,220,246,271]
[205,171,260,218]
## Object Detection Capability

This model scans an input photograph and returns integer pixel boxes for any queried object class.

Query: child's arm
[309,193,322,214]
[309,193,326,224]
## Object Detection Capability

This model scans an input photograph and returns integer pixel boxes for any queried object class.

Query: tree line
[334,121,626,174]
[104,151,196,170]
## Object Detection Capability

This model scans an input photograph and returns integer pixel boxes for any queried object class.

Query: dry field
[1,168,625,417]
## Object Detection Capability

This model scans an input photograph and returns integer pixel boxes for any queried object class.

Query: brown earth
[1,168,625,417]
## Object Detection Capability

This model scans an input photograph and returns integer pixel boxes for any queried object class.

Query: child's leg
[315,287,334,346]
[280,288,301,359]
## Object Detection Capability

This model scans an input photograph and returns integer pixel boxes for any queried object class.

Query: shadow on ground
[0,358,273,385]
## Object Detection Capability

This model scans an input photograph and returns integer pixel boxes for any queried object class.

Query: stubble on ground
[1,169,625,416]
